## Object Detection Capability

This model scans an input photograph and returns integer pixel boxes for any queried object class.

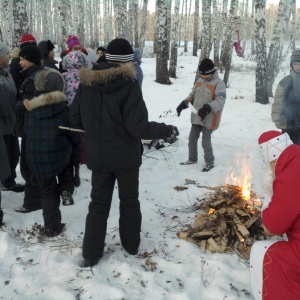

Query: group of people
[0,30,299,297]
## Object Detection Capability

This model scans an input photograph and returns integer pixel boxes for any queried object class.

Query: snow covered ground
[0,44,290,299]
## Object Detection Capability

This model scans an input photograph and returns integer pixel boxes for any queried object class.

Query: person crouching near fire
[250,130,300,300]
[23,68,81,237]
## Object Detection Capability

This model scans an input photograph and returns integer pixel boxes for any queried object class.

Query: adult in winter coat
[38,40,59,70]
[176,58,226,172]
[133,48,143,88]
[14,45,44,213]
[0,42,23,193]
[23,68,81,236]
[272,49,300,145]
[9,34,37,89]
[69,38,179,267]
[250,130,300,300]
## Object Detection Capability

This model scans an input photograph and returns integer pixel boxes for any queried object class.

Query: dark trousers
[59,162,75,195]
[20,138,41,210]
[1,134,20,188]
[282,128,300,146]
[37,163,74,229]
[82,169,142,261]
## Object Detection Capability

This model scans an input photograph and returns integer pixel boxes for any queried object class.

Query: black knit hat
[97,46,106,53]
[198,58,216,75]
[106,38,134,62]
[38,40,55,59]
[35,68,65,92]
[19,45,42,65]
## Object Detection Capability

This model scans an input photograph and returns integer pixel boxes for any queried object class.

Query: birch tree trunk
[58,0,68,50]
[212,0,220,65]
[139,0,148,56]
[169,0,180,78]
[155,0,171,85]
[222,0,239,87]
[267,0,293,97]
[113,0,128,38]
[41,0,50,40]
[250,0,255,54]
[200,0,212,61]
[241,0,249,53]
[13,0,29,47]
[220,0,228,67]
[104,0,113,45]
[133,1,139,47]
[178,0,185,47]
[255,0,269,104]
[77,0,85,47]
[184,0,192,52]
[2,0,13,48]
[193,0,200,57]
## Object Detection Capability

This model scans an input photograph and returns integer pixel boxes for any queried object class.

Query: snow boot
[62,191,74,206]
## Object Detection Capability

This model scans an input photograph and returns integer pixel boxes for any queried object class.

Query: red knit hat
[20,34,37,49]
[258,130,293,163]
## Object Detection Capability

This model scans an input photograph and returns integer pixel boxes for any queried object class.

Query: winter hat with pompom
[198,58,216,75]
[35,68,65,93]
[106,38,134,63]
[19,34,37,49]
[66,36,81,51]
[258,130,293,163]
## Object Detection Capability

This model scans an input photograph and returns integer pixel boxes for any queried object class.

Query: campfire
[177,162,274,260]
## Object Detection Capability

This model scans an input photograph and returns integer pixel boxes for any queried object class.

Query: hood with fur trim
[23,91,67,120]
[78,62,137,89]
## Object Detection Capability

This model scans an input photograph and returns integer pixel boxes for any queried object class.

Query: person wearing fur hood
[69,38,179,267]
[23,68,81,237]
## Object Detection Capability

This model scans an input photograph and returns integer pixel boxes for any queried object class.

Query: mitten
[176,100,189,116]
[198,104,211,120]
[74,163,81,187]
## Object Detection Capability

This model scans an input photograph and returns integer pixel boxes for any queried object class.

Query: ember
[177,184,275,260]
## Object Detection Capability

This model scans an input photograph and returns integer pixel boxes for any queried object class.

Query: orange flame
[226,157,252,201]
[208,208,216,215]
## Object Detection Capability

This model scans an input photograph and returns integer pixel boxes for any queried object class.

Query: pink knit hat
[258,130,293,163]
[66,36,81,50]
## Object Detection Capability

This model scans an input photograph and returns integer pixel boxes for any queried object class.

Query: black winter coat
[69,62,173,171]
[23,91,81,180]
[15,65,44,137]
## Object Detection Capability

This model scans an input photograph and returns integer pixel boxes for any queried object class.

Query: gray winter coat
[185,71,226,131]
[0,66,17,135]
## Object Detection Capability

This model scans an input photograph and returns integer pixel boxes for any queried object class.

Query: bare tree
[155,0,171,85]
[104,0,113,45]
[139,0,149,56]
[255,0,268,104]
[250,0,256,54]
[200,0,212,61]
[113,0,128,38]
[77,0,85,46]
[184,0,192,52]
[267,0,293,97]
[13,0,29,47]
[193,0,200,57]
[2,0,13,48]
[221,0,239,87]
[212,0,220,65]
[169,0,180,78]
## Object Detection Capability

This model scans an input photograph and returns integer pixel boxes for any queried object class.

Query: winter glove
[198,104,211,121]
[164,126,179,144]
[148,139,165,150]
[176,100,189,116]
[74,163,81,187]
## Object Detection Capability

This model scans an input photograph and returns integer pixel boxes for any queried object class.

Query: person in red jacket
[250,130,300,300]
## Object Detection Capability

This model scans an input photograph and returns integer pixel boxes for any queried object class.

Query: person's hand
[172,126,179,137]
[274,121,280,129]
[176,100,189,116]
[198,104,211,120]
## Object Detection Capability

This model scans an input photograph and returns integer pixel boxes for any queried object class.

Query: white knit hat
[258,130,293,163]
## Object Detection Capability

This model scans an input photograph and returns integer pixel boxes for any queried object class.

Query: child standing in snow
[23,68,81,237]
[62,51,88,106]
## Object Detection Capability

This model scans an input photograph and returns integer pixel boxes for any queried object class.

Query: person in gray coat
[0,42,23,193]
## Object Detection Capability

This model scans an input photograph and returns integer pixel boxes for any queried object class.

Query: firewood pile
[177,184,273,260]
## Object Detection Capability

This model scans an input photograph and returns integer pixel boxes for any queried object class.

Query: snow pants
[82,169,142,261]
[188,124,214,165]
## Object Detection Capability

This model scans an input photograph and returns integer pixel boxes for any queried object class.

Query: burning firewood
[177,184,279,260]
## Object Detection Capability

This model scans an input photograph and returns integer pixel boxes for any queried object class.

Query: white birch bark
[255,0,268,104]
[192,0,200,57]
[155,0,171,84]
[267,0,293,97]
[13,0,29,47]
[2,0,13,48]
[169,0,180,78]
[139,0,148,55]
[200,0,212,61]
[113,0,128,39]
[212,0,220,65]
[184,0,192,52]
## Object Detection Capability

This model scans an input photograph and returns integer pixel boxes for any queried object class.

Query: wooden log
[210,199,226,208]
[199,240,206,253]
[192,231,214,238]
[177,232,189,239]
[235,208,249,217]
[244,216,258,228]
[207,238,223,252]
[234,226,245,243]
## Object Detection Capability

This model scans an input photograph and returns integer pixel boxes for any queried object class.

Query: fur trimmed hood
[78,62,137,86]
[24,91,67,111]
